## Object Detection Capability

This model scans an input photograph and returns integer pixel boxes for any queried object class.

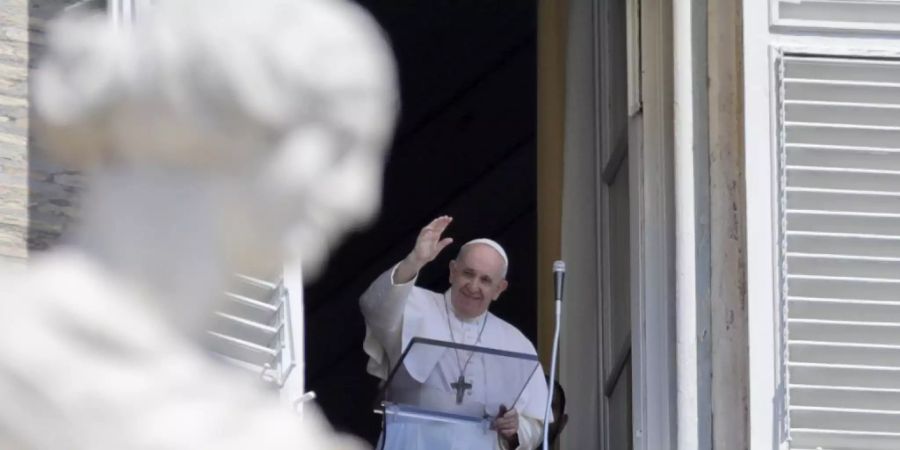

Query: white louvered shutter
[780,54,900,450]
[207,273,299,389]
[774,0,900,33]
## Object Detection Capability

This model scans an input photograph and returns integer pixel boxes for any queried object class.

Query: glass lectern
[374,337,541,450]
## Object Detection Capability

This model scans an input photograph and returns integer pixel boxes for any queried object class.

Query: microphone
[544,260,566,450]
[553,260,566,302]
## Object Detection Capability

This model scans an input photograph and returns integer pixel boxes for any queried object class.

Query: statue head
[33,0,399,277]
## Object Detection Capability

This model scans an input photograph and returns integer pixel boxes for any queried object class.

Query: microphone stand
[543,263,564,450]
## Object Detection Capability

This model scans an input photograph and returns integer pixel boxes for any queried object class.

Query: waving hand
[393,216,454,283]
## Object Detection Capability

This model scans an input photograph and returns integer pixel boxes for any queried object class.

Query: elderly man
[361,216,549,449]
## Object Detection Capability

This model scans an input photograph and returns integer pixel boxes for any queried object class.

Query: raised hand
[410,215,454,267]
[393,216,454,283]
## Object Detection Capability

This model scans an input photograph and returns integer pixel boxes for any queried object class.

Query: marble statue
[0,0,397,448]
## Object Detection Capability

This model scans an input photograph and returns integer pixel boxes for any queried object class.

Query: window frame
[770,0,900,34]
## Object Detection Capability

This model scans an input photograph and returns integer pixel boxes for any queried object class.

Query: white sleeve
[514,415,543,450]
[359,263,416,379]
[496,415,543,450]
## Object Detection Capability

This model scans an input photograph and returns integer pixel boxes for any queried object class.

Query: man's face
[448,244,508,319]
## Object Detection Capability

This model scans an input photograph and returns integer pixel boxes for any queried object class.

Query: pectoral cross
[451,375,472,404]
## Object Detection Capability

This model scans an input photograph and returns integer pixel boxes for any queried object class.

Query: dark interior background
[303,1,538,443]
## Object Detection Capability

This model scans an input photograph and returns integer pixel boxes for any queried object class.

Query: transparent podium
[374,337,541,450]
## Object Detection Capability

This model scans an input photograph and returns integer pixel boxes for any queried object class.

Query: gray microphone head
[553,260,565,302]
[553,260,566,273]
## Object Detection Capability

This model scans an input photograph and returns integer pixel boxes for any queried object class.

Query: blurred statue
[0,0,397,448]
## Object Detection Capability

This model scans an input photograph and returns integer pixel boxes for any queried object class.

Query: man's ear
[494,279,509,300]
[558,413,569,434]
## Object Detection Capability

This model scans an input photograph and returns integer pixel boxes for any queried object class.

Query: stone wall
[0,0,84,266]
[0,0,30,265]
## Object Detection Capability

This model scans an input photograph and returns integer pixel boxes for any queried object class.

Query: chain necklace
[444,292,488,404]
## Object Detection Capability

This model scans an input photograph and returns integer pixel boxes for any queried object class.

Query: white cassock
[361,264,550,450]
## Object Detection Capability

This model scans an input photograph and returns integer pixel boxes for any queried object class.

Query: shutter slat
[787,234,900,258]
[788,254,900,278]
[785,55,900,66]
[787,166,900,192]
[790,386,900,412]
[790,297,900,322]
[220,292,279,324]
[787,143,900,153]
[791,406,900,434]
[786,81,900,105]
[791,429,900,450]
[786,78,900,89]
[789,363,900,390]
[792,385,900,412]
[206,331,278,367]
[788,211,900,235]
[789,319,900,346]
[788,276,900,302]
[786,103,900,130]
[787,190,900,215]
[785,57,900,83]
[787,146,900,173]
[790,341,900,367]
[211,312,279,348]
[787,124,900,151]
